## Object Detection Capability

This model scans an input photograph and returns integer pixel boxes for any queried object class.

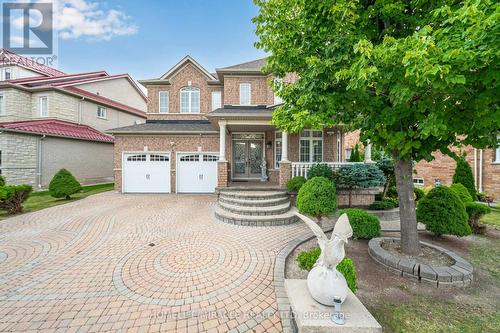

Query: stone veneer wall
[0,132,38,187]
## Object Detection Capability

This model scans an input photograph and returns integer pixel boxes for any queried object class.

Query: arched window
[180,87,200,113]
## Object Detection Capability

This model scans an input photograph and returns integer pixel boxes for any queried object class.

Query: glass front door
[232,139,264,179]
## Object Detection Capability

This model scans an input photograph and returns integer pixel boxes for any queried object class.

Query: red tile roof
[0,49,65,77]
[63,86,146,118]
[0,119,114,143]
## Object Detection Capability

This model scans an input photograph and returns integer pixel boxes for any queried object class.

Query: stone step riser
[214,210,299,227]
[219,192,288,200]
[218,203,291,216]
[218,196,290,207]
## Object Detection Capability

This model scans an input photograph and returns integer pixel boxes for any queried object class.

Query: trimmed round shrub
[414,187,425,202]
[307,163,334,181]
[369,200,396,210]
[452,156,477,200]
[49,168,82,199]
[416,186,471,237]
[465,202,491,234]
[296,247,357,293]
[296,177,337,219]
[0,175,5,187]
[287,176,306,192]
[341,208,381,239]
[449,183,473,204]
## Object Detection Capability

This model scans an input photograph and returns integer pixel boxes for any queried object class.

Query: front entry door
[232,140,264,179]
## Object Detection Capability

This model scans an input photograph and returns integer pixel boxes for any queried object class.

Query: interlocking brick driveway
[0,192,308,332]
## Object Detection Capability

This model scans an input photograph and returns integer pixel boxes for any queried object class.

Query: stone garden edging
[368,237,473,287]
[367,207,400,221]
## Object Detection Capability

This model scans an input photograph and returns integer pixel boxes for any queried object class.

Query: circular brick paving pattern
[0,192,308,332]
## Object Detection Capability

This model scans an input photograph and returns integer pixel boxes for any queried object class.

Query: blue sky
[56,0,266,80]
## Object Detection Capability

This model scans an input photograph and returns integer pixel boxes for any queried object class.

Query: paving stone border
[368,237,474,287]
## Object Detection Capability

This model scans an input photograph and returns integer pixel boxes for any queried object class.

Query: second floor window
[300,130,323,163]
[180,87,200,113]
[159,91,169,113]
[212,91,221,111]
[39,96,48,117]
[240,83,251,105]
[0,94,5,116]
[4,69,11,80]
[495,135,500,163]
[97,106,107,119]
[273,78,283,105]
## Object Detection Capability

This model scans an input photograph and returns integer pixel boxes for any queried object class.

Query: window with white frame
[495,135,500,163]
[0,94,5,116]
[239,83,251,105]
[299,130,323,162]
[97,106,107,119]
[211,91,221,111]
[345,148,352,161]
[413,178,425,186]
[39,96,48,117]
[180,87,200,113]
[275,131,282,169]
[159,91,169,113]
[4,69,11,80]
[273,78,283,105]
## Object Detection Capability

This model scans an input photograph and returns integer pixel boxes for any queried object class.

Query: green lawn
[480,206,500,227]
[0,183,114,220]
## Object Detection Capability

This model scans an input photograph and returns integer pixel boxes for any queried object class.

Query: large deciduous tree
[254,0,499,254]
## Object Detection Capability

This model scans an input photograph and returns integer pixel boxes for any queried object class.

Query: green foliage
[296,247,357,293]
[369,200,396,211]
[0,184,33,215]
[465,202,491,234]
[453,157,477,200]
[49,169,82,199]
[307,163,334,181]
[0,176,5,187]
[349,144,362,162]
[287,176,307,192]
[296,177,337,218]
[336,164,386,189]
[414,188,425,202]
[449,183,474,204]
[341,208,381,239]
[416,187,471,237]
[384,196,399,207]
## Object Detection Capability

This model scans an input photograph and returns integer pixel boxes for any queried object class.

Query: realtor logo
[2,2,54,54]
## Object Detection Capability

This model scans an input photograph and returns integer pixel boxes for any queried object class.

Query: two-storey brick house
[0,49,147,188]
[109,56,365,194]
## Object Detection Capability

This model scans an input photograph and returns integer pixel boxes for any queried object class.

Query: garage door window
[150,154,169,161]
[127,154,146,161]
[203,155,218,162]
[180,155,199,162]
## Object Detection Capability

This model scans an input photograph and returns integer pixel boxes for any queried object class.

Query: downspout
[37,135,46,189]
[473,148,477,189]
[479,149,483,193]
[78,97,85,124]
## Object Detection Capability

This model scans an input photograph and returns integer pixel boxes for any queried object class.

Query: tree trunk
[348,188,352,208]
[393,152,420,255]
[381,175,392,199]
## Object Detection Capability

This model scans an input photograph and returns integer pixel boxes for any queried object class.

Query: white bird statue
[295,212,353,305]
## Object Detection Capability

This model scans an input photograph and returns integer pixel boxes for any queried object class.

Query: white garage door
[177,153,218,193]
[123,153,170,193]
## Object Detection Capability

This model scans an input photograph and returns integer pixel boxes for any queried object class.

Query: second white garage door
[177,153,218,193]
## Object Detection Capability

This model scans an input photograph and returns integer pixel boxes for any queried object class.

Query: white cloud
[11,0,138,41]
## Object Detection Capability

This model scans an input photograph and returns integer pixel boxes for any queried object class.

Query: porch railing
[291,162,364,178]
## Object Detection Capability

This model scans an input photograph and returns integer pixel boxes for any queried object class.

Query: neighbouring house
[108,56,374,194]
[345,133,500,198]
[0,49,147,188]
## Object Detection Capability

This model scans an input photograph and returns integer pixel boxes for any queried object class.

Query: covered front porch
[207,105,374,188]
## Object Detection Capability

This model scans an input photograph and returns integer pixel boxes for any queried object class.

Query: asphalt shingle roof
[217,58,267,72]
[107,120,218,134]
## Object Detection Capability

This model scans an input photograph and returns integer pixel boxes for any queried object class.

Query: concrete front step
[215,206,299,226]
[219,201,291,216]
[218,195,290,207]
[219,191,288,201]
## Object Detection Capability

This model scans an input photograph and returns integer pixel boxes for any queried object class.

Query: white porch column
[364,140,372,163]
[219,121,226,161]
[281,131,289,162]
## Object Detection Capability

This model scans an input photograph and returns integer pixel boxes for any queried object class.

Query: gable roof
[216,58,267,73]
[107,120,218,135]
[0,49,65,77]
[0,119,114,143]
[160,55,217,81]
